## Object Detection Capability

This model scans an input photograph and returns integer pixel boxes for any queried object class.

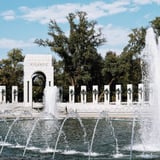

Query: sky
[0,0,160,60]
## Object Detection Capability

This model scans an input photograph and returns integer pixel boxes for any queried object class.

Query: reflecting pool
[0,116,159,160]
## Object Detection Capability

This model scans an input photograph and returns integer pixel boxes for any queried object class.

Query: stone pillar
[0,86,6,103]
[104,85,110,104]
[127,84,133,105]
[12,86,18,103]
[138,83,144,103]
[81,86,87,103]
[116,85,121,105]
[24,79,33,107]
[29,79,32,106]
[92,85,98,104]
[58,87,63,102]
[69,86,75,103]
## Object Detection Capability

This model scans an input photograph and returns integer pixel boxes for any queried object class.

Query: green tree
[102,51,119,86]
[54,60,66,87]
[119,51,141,85]
[151,17,160,36]
[0,48,24,102]
[102,51,120,101]
[121,27,146,85]
[120,27,146,100]
[35,11,106,90]
[54,60,69,101]
[123,27,146,55]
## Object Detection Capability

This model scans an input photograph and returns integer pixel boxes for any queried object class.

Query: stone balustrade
[0,86,18,103]
[0,86,6,103]
[0,83,148,105]
[68,84,147,104]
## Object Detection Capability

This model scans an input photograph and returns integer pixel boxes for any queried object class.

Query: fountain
[0,28,160,160]
[44,86,58,118]
[138,28,160,151]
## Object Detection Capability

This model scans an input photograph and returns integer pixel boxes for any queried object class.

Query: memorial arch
[24,54,54,107]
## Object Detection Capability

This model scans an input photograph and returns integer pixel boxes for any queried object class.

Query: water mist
[44,86,58,118]
[140,27,160,150]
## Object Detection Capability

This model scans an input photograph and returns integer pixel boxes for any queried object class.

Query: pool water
[0,117,159,160]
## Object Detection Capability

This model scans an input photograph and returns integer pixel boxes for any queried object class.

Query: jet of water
[44,86,58,118]
[108,118,120,156]
[0,117,19,155]
[130,116,136,160]
[140,27,160,150]
[23,118,40,156]
[52,111,87,159]
[88,111,108,160]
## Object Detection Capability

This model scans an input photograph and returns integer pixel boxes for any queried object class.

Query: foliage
[123,27,146,56]
[151,17,160,36]
[0,48,24,102]
[102,50,141,101]
[102,51,119,85]
[35,11,106,89]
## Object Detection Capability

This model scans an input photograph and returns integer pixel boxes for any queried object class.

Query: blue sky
[0,0,160,60]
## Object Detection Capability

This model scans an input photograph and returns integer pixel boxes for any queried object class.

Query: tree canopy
[35,11,106,89]
[0,48,24,101]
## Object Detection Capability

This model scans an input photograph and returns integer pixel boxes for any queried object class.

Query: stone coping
[0,102,151,119]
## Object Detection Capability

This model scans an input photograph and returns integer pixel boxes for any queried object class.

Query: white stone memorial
[115,85,121,105]
[58,87,63,102]
[0,86,6,103]
[23,54,54,107]
[69,86,75,103]
[104,85,110,104]
[12,86,18,103]
[92,85,98,104]
[127,84,133,105]
[81,86,86,103]
[138,83,144,103]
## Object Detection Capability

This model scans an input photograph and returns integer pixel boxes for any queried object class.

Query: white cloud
[100,1,130,15]
[144,13,151,19]
[0,38,36,49]
[154,0,160,3]
[97,24,130,56]
[102,24,130,47]
[133,0,151,5]
[80,1,107,19]
[19,4,80,24]
[1,10,15,20]
[17,1,135,24]
[133,0,160,5]
[1,0,160,24]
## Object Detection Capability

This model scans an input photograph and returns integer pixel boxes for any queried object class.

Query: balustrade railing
[67,84,149,104]
[0,84,150,105]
